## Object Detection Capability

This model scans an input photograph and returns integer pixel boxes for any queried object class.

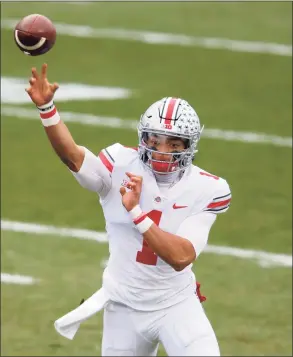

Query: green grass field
[1,2,292,356]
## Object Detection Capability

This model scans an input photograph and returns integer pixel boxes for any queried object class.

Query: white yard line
[1,219,108,242]
[1,76,131,104]
[2,19,291,57]
[1,219,292,268]
[1,273,38,285]
[2,106,292,148]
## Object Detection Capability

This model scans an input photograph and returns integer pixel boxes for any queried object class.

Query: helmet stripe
[172,99,181,120]
[164,97,178,125]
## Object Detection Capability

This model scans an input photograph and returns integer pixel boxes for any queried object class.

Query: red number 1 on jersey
[136,210,162,266]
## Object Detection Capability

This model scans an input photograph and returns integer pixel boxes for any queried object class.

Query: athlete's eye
[169,142,182,149]
[150,139,159,146]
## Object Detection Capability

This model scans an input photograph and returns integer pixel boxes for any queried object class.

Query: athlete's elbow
[172,262,185,272]
[58,146,84,172]
[60,156,79,172]
[172,248,196,271]
[172,256,194,272]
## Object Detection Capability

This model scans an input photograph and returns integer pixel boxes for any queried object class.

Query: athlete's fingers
[130,177,142,183]
[120,187,126,196]
[51,82,59,93]
[31,67,39,80]
[126,182,136,190]
[41,63,48,79]
[126,173,143,183]
[126,172,142,179]
[25,87,32,95]
[29,77,36,86]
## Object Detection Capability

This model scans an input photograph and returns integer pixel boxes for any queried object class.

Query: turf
[1,2,292,356]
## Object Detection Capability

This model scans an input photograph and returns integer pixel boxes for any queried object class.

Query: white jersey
[71,143,231,311]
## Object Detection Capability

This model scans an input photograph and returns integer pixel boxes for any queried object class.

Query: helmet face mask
[139,132,193,174]
[138,97,203,174]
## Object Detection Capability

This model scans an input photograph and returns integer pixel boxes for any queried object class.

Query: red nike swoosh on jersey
[173,204,188,209]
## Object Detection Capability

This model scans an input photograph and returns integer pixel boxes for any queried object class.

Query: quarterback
[26,64,231,356]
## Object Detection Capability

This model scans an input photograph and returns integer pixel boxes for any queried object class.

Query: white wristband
[37,100,54,110]
[129,206,153,234]
[129,205,143,220]
[37,100,60,127]
[135,217,153,234]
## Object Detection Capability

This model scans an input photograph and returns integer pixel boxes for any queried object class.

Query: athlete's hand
[120,172,143,212]
[25,63,59,107]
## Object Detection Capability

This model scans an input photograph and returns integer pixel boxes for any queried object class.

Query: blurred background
[1,2,292,356]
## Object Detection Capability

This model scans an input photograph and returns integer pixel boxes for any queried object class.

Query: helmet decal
[159,97,182,128]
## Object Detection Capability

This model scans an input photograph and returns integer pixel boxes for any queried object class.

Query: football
[14,14,56,56]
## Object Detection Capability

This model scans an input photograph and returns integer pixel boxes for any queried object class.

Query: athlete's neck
[154,170,183,187]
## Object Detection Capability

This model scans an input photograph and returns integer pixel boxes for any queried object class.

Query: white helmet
[137,97,203,174]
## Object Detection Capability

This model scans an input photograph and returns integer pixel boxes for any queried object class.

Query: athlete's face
[146,134,185,162]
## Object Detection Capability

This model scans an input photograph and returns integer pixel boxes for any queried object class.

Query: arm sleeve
[176,212,217,258]
[203,179,232,214]
[70,146,112,197]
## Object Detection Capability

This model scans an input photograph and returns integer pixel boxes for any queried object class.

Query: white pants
[102,294,220,356]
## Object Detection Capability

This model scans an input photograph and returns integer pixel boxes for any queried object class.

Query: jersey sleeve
[70,143,122,197]
[176,212,217,258]
[97,143,122,174]
[203,179,232,214]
